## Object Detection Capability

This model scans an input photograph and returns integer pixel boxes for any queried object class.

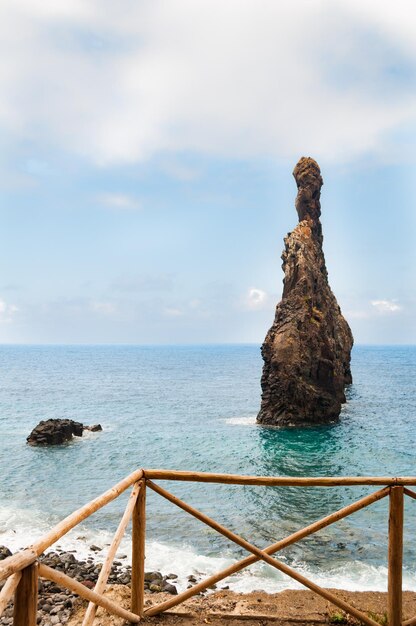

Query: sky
[1,0,416,344]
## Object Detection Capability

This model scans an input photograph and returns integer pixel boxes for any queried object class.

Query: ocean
[0,344,415,593]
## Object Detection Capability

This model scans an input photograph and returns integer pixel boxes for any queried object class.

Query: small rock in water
[26,419,102,445]
[26,419,84,445]
[89,545,102,552]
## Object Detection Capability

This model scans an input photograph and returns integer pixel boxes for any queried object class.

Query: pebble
[0,545,180,626]
[163,582,178,595]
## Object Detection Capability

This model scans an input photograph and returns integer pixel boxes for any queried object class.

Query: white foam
[224,416,257,426]
[2,506,415,593]
[141,544,416,593]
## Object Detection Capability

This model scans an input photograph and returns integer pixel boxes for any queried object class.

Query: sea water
[0,344,415,593]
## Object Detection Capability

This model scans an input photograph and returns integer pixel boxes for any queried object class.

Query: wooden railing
[1,470,416,625]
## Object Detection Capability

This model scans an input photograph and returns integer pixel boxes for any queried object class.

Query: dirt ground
[68,585,416,626]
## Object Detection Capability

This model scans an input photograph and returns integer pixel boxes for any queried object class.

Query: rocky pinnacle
[257,157,353,426]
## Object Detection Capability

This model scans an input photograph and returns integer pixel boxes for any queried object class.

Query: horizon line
[0,342,415,348]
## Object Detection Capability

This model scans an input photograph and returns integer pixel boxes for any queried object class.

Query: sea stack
[257,157,353,426]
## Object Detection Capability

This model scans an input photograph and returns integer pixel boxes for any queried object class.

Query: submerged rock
[84,424,102,432]
[257,157,353,426]
[27,419,102,445]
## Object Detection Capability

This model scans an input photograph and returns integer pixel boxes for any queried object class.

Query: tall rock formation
[257,157,353,426]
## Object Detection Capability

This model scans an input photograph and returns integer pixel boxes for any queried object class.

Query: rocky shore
[5,545,416,626]
[3,543,416,626]
[0,546,177,626]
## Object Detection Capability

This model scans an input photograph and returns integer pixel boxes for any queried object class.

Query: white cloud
[89,300,117,315]
[345,1,416,55]
[346,299,403,319]
[371,299,402,314]
[1,1,416,164]
[0,299,19,323]
[189,299,202,309]
[164,307,184,317]
[160,159,200,182]
[95,193,141,211]
[244,287,268,310]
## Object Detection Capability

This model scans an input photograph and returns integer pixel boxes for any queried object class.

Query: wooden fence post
[131,478,146,617]
[13,562,38,626]
[388,485,403,626]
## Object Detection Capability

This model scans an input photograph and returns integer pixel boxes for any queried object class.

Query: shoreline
[3,548,416,625]
[0,546,416,626]
[68,586,416,625]
[2,531,413,596]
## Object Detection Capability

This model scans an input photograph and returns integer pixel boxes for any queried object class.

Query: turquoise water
[0,344,415,592]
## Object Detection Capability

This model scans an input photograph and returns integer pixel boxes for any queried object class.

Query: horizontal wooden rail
[144,469,416,486]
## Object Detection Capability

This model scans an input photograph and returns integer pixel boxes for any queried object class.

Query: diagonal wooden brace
[0,572,21,616]
[39,563,141,623]
[146,484,388,617]
[146,480,383,626]
[82,480,141,626]
[404,487,416,501]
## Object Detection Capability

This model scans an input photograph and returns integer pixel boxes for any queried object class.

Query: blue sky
[1,0,416,344]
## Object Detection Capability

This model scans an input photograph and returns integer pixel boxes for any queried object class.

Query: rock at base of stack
[257,157,353,426]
